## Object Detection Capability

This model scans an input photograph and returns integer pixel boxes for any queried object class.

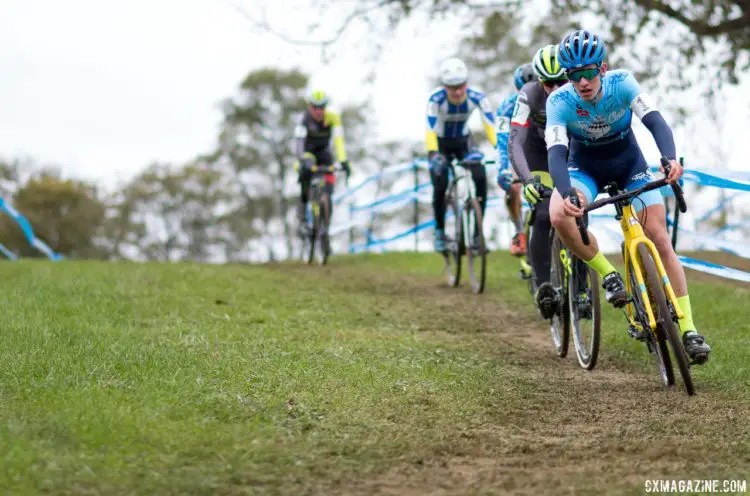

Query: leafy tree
[218,67,311,258]
[245,0,749,86]
[554,0,749,86]
[105,162,240,262]
[0,170,108,259]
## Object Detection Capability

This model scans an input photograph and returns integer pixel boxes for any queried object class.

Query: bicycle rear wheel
[443,193,463,287]
[570,259,601,370]
[464,197,486,294]
[637,244,694,395]
[549,231,570,358]
[317,193,331,266]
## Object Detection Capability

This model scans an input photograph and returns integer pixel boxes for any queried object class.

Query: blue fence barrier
[333,160,749,283]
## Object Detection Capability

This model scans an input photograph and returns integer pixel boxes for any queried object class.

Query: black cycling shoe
[601,272,629,308]
[575,291,593,320]
[535,282,557,320]
[682,331,711,365]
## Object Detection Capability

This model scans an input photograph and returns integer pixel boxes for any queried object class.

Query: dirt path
[274,260,750,495]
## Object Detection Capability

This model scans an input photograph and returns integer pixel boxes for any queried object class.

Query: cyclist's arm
[544,97,572,194]
[425,98,440,153]
[495,116,510,170]
[641,111,675,159]
[508,91,533,182]
[325,111,348,163]
[474,91,498,148]
[293,115,307,160]
[495,94,516,172]
[621,71,676,160]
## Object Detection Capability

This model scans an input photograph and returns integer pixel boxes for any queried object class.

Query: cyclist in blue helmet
[496,63,537,257]
[545,29,710,364]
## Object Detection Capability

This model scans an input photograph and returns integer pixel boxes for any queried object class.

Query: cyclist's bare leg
[638,202,706,360]
[638,203,687,296]
[549,188,599,261]
[507,173,523,232]
[551,188,629,306]
[507,170,527,255]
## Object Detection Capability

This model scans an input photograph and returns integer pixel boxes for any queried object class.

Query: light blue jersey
[544,69,666,211]
[545,69,655,154]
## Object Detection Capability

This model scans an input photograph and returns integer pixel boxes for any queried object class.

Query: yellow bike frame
[620,203,684,330]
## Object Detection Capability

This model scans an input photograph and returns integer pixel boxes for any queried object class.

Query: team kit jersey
[294,110,347,165]
[544,69,663,209]
[425,86,497,154]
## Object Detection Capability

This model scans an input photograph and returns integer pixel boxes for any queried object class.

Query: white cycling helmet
[439,57,469,86]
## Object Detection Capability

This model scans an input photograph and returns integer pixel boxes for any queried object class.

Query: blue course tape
[0,242,18,260]
[695,192,743,223]
[0,197,63,260]
[336,161,749,285]
[350,181,432,212]
[677,256,750,283]
[683,169,750,192]
[647,164,750,191]
[340,163,747,213]
[349,220,435,253]
[333,161,421,205]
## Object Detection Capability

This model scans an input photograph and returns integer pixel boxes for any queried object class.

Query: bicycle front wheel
[637,244,694,395]
[628,248,674,387]
[570,259,601,370]
[549,231,570,358]
[464,197,486,294]
[443,193,463,287]
[522,210,536,299]
[316,193,331,266]
[305,206,316,265]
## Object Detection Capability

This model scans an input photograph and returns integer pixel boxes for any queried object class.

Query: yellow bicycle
[572,157,694,395]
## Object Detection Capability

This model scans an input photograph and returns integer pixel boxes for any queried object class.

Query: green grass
[346,251,750,394]
[0,253,748,495]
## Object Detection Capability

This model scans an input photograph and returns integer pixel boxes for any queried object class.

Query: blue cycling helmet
[558,30,607,69]
[513,63,536,90]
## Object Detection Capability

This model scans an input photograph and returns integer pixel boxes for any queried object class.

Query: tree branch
[233,0,396,49]
[634,0,750,36]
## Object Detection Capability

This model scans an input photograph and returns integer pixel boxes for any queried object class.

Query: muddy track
[274,260,750,495]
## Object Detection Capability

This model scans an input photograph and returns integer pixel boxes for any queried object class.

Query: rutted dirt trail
[276,257,750,495]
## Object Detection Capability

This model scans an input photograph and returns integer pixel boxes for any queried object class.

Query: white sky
[1,0,748,190]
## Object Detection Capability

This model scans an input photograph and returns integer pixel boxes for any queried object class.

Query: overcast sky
[1,0,748,190]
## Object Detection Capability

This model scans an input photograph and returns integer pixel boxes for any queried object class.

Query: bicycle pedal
[627,325,646,341]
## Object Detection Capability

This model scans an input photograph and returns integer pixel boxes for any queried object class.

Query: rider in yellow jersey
[426,57,497,252]
[294,89,351,233]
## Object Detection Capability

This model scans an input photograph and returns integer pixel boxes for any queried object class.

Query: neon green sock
[677,295,696,333]
[584,252,618,279]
